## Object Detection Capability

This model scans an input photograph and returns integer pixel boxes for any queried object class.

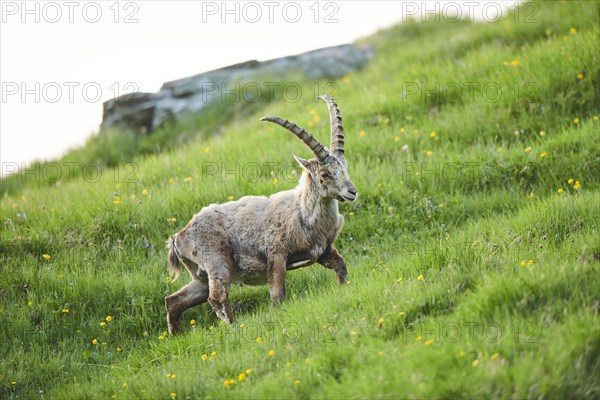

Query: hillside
[1,1,599,398]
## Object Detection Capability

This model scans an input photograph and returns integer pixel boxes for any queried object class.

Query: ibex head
[261,95,357,202]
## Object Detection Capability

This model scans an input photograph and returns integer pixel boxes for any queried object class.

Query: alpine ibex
[165,95,357,334]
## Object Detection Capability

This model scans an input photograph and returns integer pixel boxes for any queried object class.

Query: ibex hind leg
[165,277,209,335]
[190,251,234,324]
[207,273,234,323]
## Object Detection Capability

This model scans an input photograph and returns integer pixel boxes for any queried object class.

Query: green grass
[2,1,600,398]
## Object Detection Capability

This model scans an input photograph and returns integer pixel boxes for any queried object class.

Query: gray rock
[101,44,374,132]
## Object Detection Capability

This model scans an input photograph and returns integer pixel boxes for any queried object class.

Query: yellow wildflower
[42,254,51,261]
[540,152,547,158]
[360,130,366,137]
[246,369,252,375]
[190,319,196,326]
[424,339,433,346]
[577,73,584,79]
[458,350,465,357]
[204,147,210,154]
[224,379,235,387]
[520,260,526,267]
[201,354,208,361]
[417,274,424,281]
[116,347,122,352]
[425,150,433,157]
[238,373,246,382]
[510,59,520,67]
[491,353,499,360]
[294,379,301,385]
[122,383,128,388]
[210,351,217,357]
[170,393,177,399]
[472,360,479,367]
[62,308,69,313]
[184,176,193,183]
[524,146,532,153]
[142,188,148,196]
[539,131,545,137]
[92,338,98,345]
[430,131,436,138]
[570,27,577,34]
[227,195,234,201]
[314,115,321,122]
[256,337,262,343]
[394,136,401,142]
[557,188,564,193]
[573,118,579,124]
[416,336,423,342]
[574,180,581,190]
[100,322,106,327]
[167,218,177,223]
[268,350,275,357]
[106,316,112,322]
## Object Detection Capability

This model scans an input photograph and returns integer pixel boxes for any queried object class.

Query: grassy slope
[1,1,599,398]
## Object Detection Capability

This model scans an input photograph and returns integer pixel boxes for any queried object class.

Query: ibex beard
[165,95,357,335]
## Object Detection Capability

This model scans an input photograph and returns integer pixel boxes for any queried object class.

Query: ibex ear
[293,155,311,171]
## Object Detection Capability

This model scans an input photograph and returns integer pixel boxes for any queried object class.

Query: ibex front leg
[318,245,348,284]
[267,253,286,304]
[318,214,348,284]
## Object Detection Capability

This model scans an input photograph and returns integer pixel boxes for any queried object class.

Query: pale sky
[0,1,519,170]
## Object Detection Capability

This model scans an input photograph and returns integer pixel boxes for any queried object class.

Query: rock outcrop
[101,44,373,132]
